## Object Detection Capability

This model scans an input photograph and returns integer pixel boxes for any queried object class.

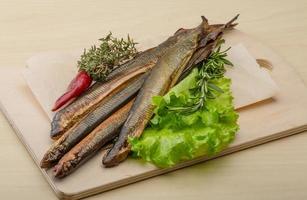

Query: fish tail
[225,14,240,29]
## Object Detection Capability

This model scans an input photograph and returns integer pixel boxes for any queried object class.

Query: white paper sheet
[23,44,278,120]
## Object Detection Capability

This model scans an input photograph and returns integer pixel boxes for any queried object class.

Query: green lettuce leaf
[129,68,239,168]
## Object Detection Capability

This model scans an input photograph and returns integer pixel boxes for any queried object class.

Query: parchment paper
[22,43,278,120]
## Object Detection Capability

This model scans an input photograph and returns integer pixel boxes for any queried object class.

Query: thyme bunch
[78,32,138,81]
[167,39,233,114]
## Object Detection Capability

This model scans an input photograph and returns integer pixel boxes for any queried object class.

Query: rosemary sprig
[167,39,233,114]
[78,32,138,81]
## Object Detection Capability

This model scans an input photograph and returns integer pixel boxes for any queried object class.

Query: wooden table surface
[0,0,307,199]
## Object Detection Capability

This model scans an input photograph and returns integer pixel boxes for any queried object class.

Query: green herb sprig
[167,39,233,114]
[78,32,138,81]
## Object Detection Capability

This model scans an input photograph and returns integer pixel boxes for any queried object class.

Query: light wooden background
[0,0,307,199]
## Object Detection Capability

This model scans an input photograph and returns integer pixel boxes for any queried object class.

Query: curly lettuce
[129,68,239,168]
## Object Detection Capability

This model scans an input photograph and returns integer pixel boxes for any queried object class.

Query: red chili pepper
[52,71,92,111]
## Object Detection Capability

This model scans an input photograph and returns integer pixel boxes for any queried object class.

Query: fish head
[53,158,76,178]
[40,144,66,168]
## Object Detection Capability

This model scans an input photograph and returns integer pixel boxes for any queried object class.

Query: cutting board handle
[257,58,273,70]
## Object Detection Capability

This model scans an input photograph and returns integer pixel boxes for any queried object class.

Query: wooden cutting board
[1,30,307,200]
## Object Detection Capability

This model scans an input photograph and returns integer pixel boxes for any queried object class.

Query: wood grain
[0,0,307,200]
